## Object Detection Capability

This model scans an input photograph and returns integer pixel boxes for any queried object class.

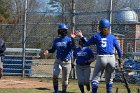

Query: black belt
[57,58,70,62]
[77,64,90,66]
[98,53,114,55]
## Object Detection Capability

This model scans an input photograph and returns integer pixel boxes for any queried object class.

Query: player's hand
[70,32,76,38]
[118,58,123,68]
[86,60,91,65]
[44,50,49,56]
[75,30,83,37]
[87,58,94,65]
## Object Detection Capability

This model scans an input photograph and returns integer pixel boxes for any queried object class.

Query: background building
[112,7,140,57]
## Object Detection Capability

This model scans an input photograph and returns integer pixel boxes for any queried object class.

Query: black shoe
[86,84,90,91]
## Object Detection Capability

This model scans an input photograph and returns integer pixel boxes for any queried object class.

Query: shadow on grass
[35,87,50,90]
[52,91,76,93]
[36,88,77,93]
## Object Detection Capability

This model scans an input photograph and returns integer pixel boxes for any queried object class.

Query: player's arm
[75,30,96,47]
[48,45,56,53]
[75,30,96,46]
[114,40,122,58]
[68,32,76,50]
[44,41,56,56]
[87,58,94,64]
[0,39,6,53]
[72,50,76,68]
[83,36,96,46]
[70,38,76,50]
[114,38,123,67]
[78,35,96,47]
[87,49,95,64]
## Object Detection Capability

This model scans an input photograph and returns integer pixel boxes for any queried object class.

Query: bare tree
[10,0,39,24]
[0,0,11,23]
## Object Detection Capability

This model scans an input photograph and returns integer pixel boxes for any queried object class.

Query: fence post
[22,0,28,78]
[109,0,113,33]
[72,0,76,32]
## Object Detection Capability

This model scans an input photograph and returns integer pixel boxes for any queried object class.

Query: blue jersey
[48,36,73,61]
[82,33,122,58]
[73,47,94,65]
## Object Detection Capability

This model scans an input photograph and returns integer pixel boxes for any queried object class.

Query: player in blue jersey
[75,18,123,93]
[72,38,94,93]
[0,39,6,79]
[44,23,75,93]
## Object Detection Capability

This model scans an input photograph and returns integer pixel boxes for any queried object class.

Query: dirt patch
[0,77,52,88]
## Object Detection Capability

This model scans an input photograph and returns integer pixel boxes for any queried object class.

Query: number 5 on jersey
[101,38,107,47]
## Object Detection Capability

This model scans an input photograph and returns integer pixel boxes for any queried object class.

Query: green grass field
[0,76,140,93]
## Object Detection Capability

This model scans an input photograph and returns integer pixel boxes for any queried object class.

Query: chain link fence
[0,0,140,83]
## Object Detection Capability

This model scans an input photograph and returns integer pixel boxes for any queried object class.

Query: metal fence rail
[0,0,139,83]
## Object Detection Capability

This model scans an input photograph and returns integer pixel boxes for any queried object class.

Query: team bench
[5,48,41,58]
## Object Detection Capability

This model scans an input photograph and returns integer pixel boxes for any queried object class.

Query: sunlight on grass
[0,77,139,93]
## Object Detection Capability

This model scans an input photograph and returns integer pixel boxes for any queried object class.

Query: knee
[53,76,58,83]
[78,81,84,85]
[84,80,90,85]
[62,80,68,86]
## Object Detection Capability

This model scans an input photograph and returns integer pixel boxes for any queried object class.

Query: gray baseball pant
[76,65,91,85]
[53,59,71,86]
[92,55,115,84]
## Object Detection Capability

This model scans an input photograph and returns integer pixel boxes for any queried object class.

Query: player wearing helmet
[72,37,94,93]
[44,23,76,93]
[75,18,123,93]
[57,23,68,37]
[0,38,6,79]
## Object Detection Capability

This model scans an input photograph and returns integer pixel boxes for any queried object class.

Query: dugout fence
[0,0,140,84]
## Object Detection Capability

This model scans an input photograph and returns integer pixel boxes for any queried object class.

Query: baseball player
[75,18,123,93]
[72,37,94,93]
[0,38,6,79]
[44,23,75,93]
